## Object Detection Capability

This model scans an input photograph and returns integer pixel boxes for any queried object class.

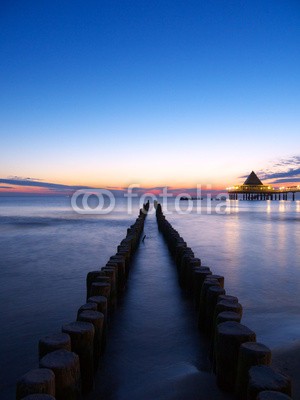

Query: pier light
[227,171,299,201]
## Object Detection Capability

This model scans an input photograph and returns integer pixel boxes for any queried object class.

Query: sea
[0,195,300,399]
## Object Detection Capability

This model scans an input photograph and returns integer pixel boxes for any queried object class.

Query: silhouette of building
[227,171,299,201]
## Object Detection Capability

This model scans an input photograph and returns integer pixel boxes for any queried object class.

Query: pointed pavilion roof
[243,171,263,186]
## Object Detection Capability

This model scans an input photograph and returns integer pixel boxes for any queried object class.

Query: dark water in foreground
[0,196,299,399]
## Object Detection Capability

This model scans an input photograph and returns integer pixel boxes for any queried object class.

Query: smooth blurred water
[0,196,299,399]
[167,199,300,349]
[0,196,139,399]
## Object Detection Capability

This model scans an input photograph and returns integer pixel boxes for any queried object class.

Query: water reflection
[279,201,287,213]
[169,200,300,348]
[228,199,239,214]
[1,197,300,399]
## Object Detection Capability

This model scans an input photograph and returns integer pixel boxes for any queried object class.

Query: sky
[1,0,300,194]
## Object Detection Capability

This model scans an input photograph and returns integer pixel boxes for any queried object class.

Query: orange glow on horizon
[1,174,299,195]
[0,185,56,195]
[0,182,231,195]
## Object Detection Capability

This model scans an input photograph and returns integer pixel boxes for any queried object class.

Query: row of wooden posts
[16,202,150,400]
[155,202,293,400]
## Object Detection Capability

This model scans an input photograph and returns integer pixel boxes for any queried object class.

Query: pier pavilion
[227,171,300,201]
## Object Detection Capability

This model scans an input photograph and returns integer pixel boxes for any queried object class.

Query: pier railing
[227,185,300,201]
[227,185,300,193]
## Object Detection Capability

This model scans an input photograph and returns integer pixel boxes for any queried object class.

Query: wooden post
[235,342,272,399]
[39,350,81,400]
[90,282,111,299]
[215,321,256,391]
[61,322,95,393]
[87,295,108,349]
[77,310,104,370]
[39,333,71,360]
[77,302,98,319]
[205,286,226,336]
[193,269,212,309]
[198,279,220,331]
[16,369,55,400]
[86,271,101,301]
[247,365,292,400]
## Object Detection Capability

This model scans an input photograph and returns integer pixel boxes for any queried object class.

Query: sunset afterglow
[1,1,299,194]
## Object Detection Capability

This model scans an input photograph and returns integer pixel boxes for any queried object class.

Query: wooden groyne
[155,203,293,400]
[16,202,150,400]
[16,200,294,400]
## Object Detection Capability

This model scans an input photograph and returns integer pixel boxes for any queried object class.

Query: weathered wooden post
[77,309,104,369]
[205,286,226,336]
[247,365,292,400]
[39,333,71,360]
[216,311,241,325]
[193,268,212,309]
[39,350,81,400]
[90,282,111,299]
[235,342,272,399]
[198,279,220,331]
[86,271,101,301]
[16,369,55,400]
[215,321,256,391]
[61,322,95,393]
[87,295,108,349]
[101,267,117,308]
[76,302,98,319]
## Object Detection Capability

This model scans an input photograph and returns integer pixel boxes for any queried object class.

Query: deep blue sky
[1,0,300,189]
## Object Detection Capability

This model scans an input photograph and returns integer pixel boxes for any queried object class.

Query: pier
[227,171,300,201]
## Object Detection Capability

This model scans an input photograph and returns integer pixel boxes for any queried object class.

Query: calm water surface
[167,199,300,348]
[0,196,299,399]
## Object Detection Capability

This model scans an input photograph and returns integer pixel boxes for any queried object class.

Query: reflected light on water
[167,199,300,350]
[229,199,239,213]
[279,202,287,213]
